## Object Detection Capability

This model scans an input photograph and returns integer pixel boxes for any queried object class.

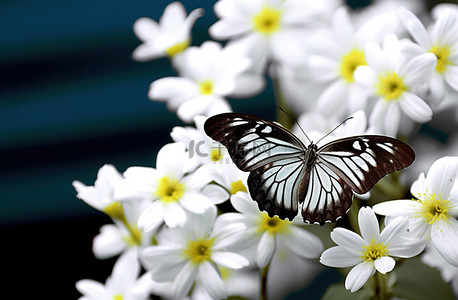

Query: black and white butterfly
[204,113,415,225]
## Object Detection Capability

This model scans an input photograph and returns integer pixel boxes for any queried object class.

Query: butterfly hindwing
[317,136,415,194]
[248,156,307,220]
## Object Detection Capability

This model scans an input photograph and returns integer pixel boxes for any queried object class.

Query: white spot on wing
[352,141,361,150]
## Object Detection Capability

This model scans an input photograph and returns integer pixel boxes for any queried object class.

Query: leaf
[392,257,454,300]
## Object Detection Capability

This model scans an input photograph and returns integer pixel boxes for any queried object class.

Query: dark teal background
[0,0,438,298]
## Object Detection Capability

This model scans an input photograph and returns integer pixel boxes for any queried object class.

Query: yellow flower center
[230,180,248,195]
[103,202,125,221]
[416,193,451,224]
[253,7,282,35]
[200,80,214,95]
[376,72,407,101]
[340,49,367,83]
[113,295,123,300]
[210,147,225,162]
[182,238,214,265]
[429,45,451,74]
[258,213,290,234]
[165,40,189,57]
[361,239,388,262]
[156,176,185,204]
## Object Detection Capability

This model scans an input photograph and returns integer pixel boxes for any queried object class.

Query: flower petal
[320,246,361,268]
[256,232,276,268]
[75,280,109,298]
[374,256,395,274]
[172,261,198,299]
[444,66,458,91]
[164,202,187,228]
[399,7,431,49]
[211,251,249,269]
[426,156,458,199]
[345,261,375,292]
[384,101,400,137]
[93,225,126,259]
[330,227,365,252]
[399,92,432,123]
[388,236,425,258]
[316,80,349,116]
[400,53,437,87]
[379,217,408,245]
[137,201,164,232]
[431,218,458,267]
[354,65,377,88]
[281,226,323,259]
[202,184,229,204]
[199,261,227,299]
[359,207,380,242]
[179,192,214,214]
[373,200,419,217]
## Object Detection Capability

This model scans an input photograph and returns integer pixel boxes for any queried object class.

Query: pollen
[113,295,123,300]
[156,176,185,204]
[210,148,224,162]
[340,49,367,83]
[230,180,248,195]
[253,7,282,35]
[429,45,451,74]
[258,213,290,234]
[165,40,189,57]
[376,72,407,101]
[416,193,451,224]
[182,238,214,264]
[360,239,388,262]
[200,80,214,95]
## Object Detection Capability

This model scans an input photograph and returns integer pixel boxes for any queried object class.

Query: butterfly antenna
[316,116,354,145]
[277,107,312,144]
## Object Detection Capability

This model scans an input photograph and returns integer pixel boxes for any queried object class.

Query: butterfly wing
[300,135,415,224]
[204,113,308,220]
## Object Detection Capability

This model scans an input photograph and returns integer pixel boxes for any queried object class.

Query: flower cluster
[74,1,458,299]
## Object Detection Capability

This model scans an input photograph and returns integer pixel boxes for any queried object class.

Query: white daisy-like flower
[92,200,153,260]
[399,7,458,107]
[373,156,458,267]
[149,41,264,122]
[76,250,151,300]
[141,206,249,299]
[201,152,249,204]
[73,164,126,220]
[114,142,214,231]
[219,192,323,268]
[422,244,458,296]
[354,34,437,136]
[171,115,226,168]
[209,0,339,69]
[320,207,425,292]
[132,2,203,61]
[309,7,399,119]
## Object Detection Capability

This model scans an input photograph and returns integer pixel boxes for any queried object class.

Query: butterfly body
[204,113,415,225]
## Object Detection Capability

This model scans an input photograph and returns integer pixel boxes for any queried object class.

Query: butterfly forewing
[317,136,415,194]
[204,113,307,171]
[204,113,415,225]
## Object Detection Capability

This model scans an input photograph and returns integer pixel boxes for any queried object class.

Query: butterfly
[204,112,415,225]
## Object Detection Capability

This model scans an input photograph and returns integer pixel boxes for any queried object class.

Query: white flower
[373,156,458,267]
[73,164,125,219]
[141,206,249,299]
[171,115,227,168]
[422,244,458,297]
[76,251,151,300]
[399,7,458,107]
[92,200,153,260]
[114,143,214,230]
[132,2,203,61]
[320,207,425,292]
[149,41,263,122]
[201,152,250,204]
[220,192,323,268]
[354,34,436,136]
[209,0,335,68]
[309,7,399,119]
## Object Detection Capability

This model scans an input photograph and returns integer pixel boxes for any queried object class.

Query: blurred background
[0,0,446,298]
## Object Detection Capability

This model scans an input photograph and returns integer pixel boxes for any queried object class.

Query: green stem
[260,262,271,300]
[374,272,388,300]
